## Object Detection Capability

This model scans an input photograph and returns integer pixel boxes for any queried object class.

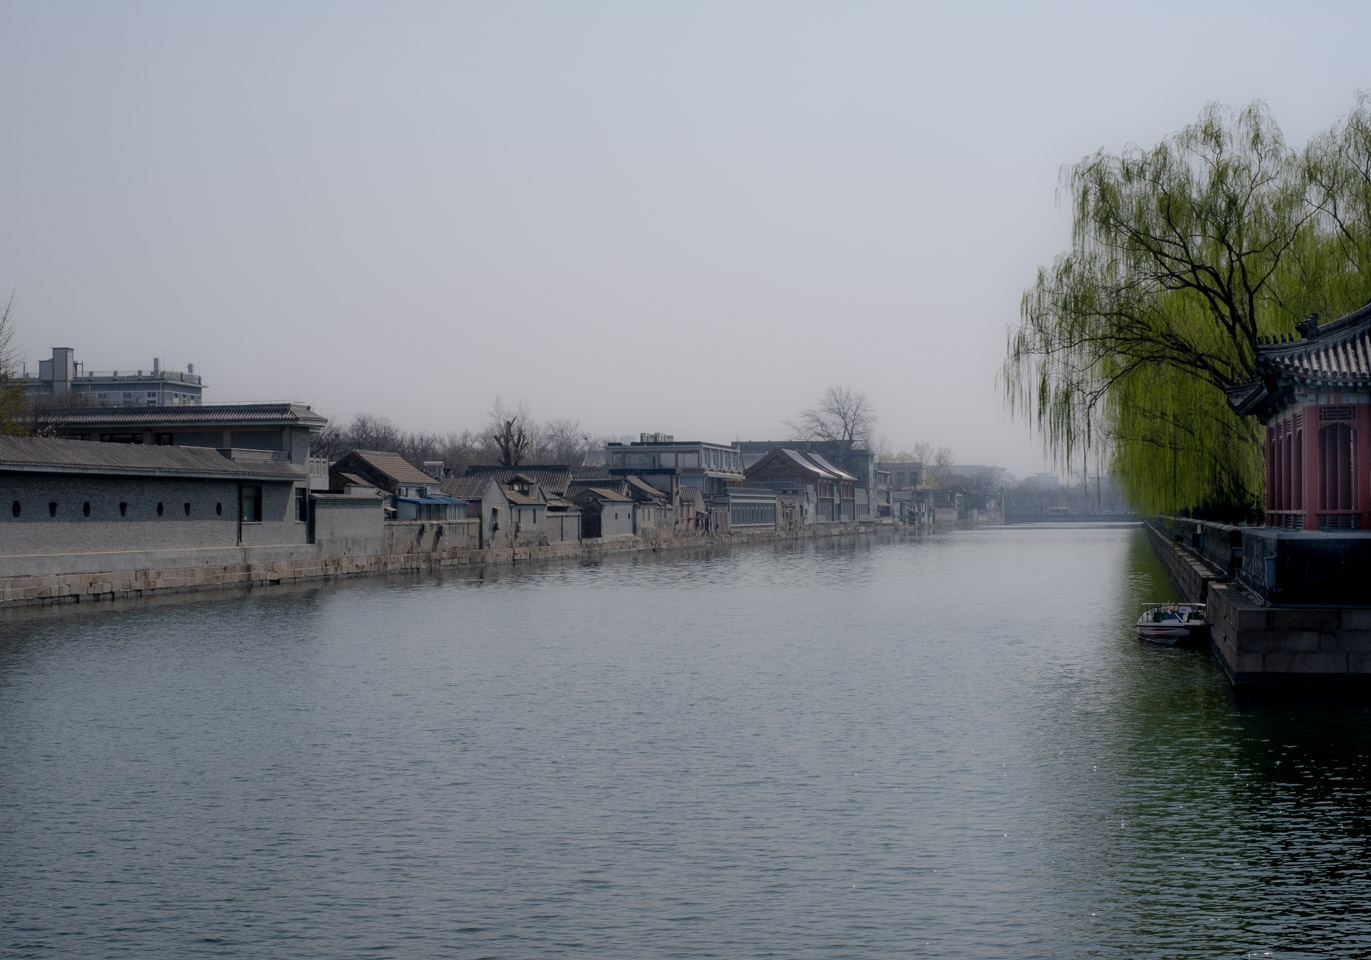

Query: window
[11,501,18,518]
[295,488,308,522]
[216,502,222,516]
[49,501,57,518]
[119,502,127,517]
[156,502,164,516]
[241,486,262,523]
[183,502,191,517]
[83,502,91,517]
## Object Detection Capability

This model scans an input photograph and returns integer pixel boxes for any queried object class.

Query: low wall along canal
[1145,518,1371,686]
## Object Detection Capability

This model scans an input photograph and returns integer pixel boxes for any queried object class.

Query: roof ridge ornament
[1296,313,1320,340]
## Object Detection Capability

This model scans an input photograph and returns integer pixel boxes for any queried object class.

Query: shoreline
[1,521,920,611]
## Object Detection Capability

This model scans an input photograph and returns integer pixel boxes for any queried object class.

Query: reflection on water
[2,526,1371,959]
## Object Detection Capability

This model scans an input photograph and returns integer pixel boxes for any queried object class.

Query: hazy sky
[4,2,1369,476]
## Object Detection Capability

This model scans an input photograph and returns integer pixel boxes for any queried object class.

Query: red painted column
[1265,425,1275,523]
[1358,403,1371,530]
[1302,405,1321,531]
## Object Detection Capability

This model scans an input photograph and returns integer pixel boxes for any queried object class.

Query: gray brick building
[1,437,309,555]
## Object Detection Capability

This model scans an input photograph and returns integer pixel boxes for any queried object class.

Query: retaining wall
[0,520,882,609]
[1146,518,1371,685]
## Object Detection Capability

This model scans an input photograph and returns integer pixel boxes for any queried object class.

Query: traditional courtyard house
[739,440,871,520]
[676,485,705,534]
[1228,307,1371,531]
[23,347,205,406]
[329,450,462,521]
[442,475,511,547]
[568,487,635,539]
[0,436,308,553]
[743,448,857,525]
[622,475,674,538]
[571,475,677,538]
[501,473,552,545]
[461,464,575,499]
[543,495,581,543]
[456,466,582,545]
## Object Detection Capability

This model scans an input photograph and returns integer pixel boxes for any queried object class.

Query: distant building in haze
[23,347,205,406]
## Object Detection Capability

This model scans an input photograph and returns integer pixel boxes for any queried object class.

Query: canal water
[3,525,1371,959]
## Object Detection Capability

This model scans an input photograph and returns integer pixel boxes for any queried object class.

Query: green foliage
[1005,98,1371,517]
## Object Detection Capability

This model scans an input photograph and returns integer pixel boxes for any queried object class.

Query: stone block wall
[1208,582,1371,684]
[1143,521,1217,604]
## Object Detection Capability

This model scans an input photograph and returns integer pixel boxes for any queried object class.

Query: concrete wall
[2,474,302,554]
[383,519,480,554]
[312,496,384,557]
[238,481,307,547]
[0,516,888,609]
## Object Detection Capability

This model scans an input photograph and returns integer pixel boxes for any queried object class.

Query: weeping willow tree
[1005,98,1371,519]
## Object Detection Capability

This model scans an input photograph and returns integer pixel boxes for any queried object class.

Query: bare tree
[787,385,875,454]
[309,422,348,460]
[487,398,535,467]
[539,417,590,465]
[0,294,27,436]
[346,413,403,452]
[434,429,487,475]
[929,446,954,485]
[908,441,955,485]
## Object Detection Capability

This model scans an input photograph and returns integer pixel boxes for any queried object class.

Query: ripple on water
[3,528,1371,958]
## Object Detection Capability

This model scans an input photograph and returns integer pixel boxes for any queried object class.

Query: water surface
[3,526,1370,958]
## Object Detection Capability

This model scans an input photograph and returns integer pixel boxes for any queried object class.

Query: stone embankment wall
[0,519,880,609]
[1142,520,1220,605]
[1206,583,1371,684]
[1146,517,1371,685]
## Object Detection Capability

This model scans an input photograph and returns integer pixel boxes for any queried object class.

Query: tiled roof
[745,447,856,483]
[678,486,705,506]
[1252,303,1371,383]
[0,436,304,480]
[50,402,328,428]
[346,450,435,485]
[567,477,626,497]
[802,451,858,482]
[442,476,493,500]
[624,476,666,498]
[463,464,574,495]
[1228,301,1371,418]
[503,487,544,506]
[571,486,633,503]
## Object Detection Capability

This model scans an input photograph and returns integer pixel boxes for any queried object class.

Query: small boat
[1136,602,1209,645]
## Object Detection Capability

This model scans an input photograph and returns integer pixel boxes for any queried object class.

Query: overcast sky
[3,2,1369,476]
